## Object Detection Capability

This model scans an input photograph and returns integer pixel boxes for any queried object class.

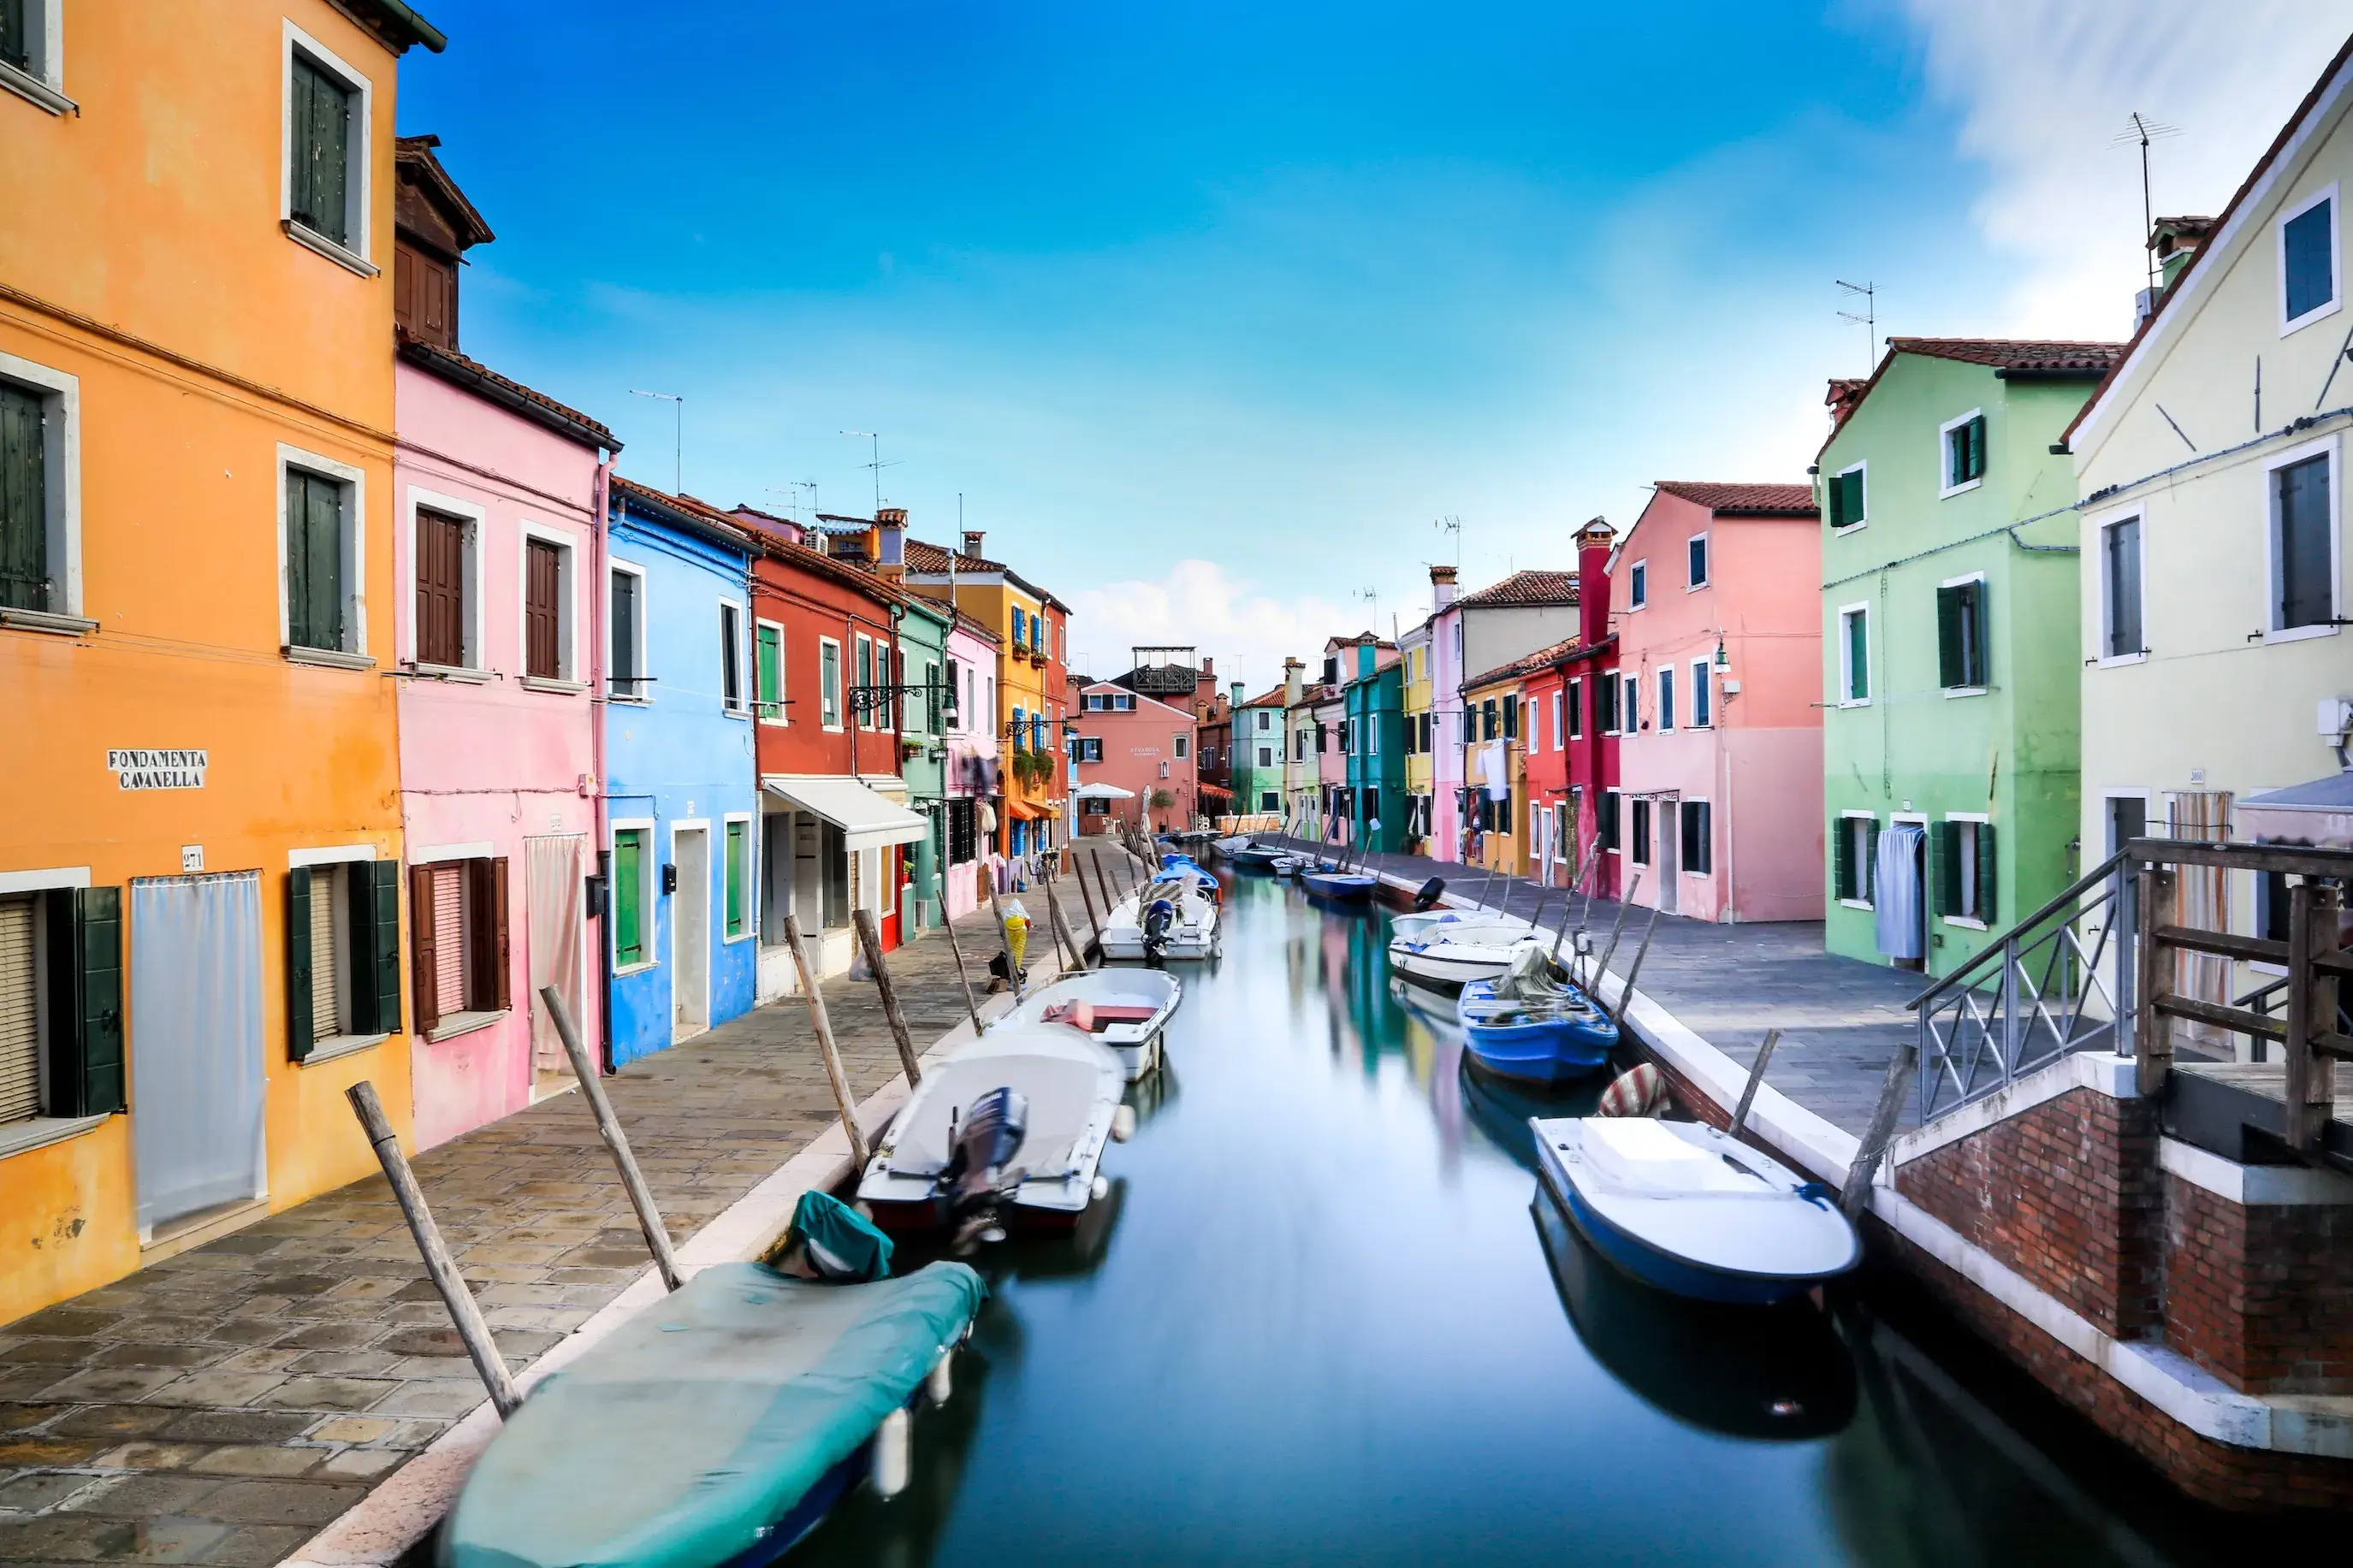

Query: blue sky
[399,1,2352,689]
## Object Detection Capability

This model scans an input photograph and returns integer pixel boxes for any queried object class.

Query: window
[719,602,746,713]
[1258,745,1274,768]
[407,856,510,1037]
[2100,515,2143,660]
[1934,819,1996,925]
[1834,814,1879,906]
[1174,734,1190,760]
[1259,790,1280,813]
[1011,606,1027,648]
[524,535,569,680]
[921,659,940,732]
[1596,673,1615,736]
[1115,693,1135,712]
[1941,411,1987,496]
[755,621,785,722]
[282,457,362,657]
[1567,680,1583,739]
[1255,710,1271,731]
[819,638,843,729]
[0,881,123,1127]
[1502,698,1518,742]
[1073,737,1102,762]
[1827,463,1866,531]
[1690,661,1711,729]
[1629,560,1648,608]
[284,30,371,269]
[0,356,78,621]
[1687,534,1710,589]
[1551,690,1565,748]
[2269,446,2336,634]
[1839,604,1870,704]
[855,636,875,730]
[724,818,752,941]
[1622,674,1640,731]
[2281,185,2339,332]
[1631,799,1651,866]
[1680,800,1712,877]
[0,0,68,113]
[2105,793,2149,855]
[285,858,400,1061]
[609,565,646,700]
[1936,577,1988,690]
[412,506,471,668]
[1082,796,1110,818]
[1480,700,1498,741]
[1600,790,1621,853]
[1657,667,1675,731]
[612,828,650,970]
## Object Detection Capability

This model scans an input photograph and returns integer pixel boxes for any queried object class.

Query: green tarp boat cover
[442,1259,984,1568]
[787,1189,893,1281]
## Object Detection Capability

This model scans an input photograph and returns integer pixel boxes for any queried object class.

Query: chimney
[1575,518,1615,651]
[1825,378,1867,433]
[1230,679,1245,712]
[961,530,986,560]
[874,506,907,581]
[1431,563,1459,610]
[1282,656,1304,708]
[2140,216,2215,328]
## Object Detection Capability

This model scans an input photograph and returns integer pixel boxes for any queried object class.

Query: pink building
[1070,677,1198,835]
[941,613,1002,919]
[1611,482,1823,924]
[391,139,615,1146]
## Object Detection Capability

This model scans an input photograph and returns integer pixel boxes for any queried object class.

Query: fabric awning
[762,774,928,850]
[2237,772,2353,850]
[1005,796,1052,820]
[1074,782,1136,800]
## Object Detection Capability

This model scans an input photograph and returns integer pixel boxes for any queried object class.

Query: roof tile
[1652,481,1817,516]
[1450,569,1578,610]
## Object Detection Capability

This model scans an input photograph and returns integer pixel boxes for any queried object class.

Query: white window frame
[1938,408,1986,500]
[2262,432,2340,643]
[1837,601,1871,707]
[814,635,844,729]
[400,486,485,672]
[0,349,84,627]
[1943,811,1992,930]
[717,595,750,719]
[609,818,657,974]
[1689,659,1712,729]
[516,519,582,689]
[852,633,875,731]
[1685,531,1710,590]
[754,617,788,726]
[276,443,368,665]
[2279,180,2342,337]
[721,811,756,944]
[1839,810,1877,910]
[1831,459,1868,533]
[2101,789,2154,856]
[607,559,649,703]
[1680,795,1713,878]
[1174,733,1190,760]
[1656,666,1674,732]
[1550,689,1564,750]
[1567,677,1583,740]
[0,0,71,115]
[1627,559,1648,610]
[1603,788,1623,856]
[1939,570,1990,696]
[2093,507,2147,667]
[281,21,377,279]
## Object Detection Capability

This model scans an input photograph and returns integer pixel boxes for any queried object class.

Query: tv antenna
[840,430,900,514]
[1354,585,1380,630]
[1434,515,1462,565]
[764,482,819,524]
[1835,281,1877,376]
[2113,113,2184,296]
[630,390,683,493]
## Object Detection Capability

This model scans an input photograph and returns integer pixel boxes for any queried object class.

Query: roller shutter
[0,895,37,1123]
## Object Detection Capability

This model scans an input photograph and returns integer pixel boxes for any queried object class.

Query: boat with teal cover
[1455,949,1617,1085]
[441,1258,985,1568]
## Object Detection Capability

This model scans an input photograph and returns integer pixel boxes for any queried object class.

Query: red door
[880,846,902,950]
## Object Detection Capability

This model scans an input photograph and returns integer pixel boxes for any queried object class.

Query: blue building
[602,479,760,1065]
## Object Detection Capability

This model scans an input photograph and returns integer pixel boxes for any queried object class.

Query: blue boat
[1455,951,1617,1085]
[1299,867,1379,900]
[1531,1115,1860,1306]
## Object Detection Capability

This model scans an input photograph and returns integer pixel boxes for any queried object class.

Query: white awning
[762,774,929,850]
[1074,782,1135,800]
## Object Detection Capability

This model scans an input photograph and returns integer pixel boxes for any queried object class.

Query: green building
[892,595,953,926]
[1345,658,1406,854]
[1816,336,2118,977]
[1230,683,1289,819]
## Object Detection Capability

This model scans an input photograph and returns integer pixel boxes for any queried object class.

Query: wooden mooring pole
[1841,1043,1917,1221]
[939,905,986,1036]
[345,1081,521,1418]
[1590,871,1642,993]
[782,915,871,1170]
[1043,870,1088,972]
[1070,849,1106,955]
[851,909,924,1087]
[1729,1027,1782,1137]
[1608,902,1663,1032]
[542,986,684,1293]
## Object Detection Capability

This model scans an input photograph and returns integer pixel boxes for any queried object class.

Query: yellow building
[0,1,442,1323]
[1460,671,1528,876]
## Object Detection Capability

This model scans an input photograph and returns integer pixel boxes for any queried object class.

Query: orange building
[0,1,443,1323]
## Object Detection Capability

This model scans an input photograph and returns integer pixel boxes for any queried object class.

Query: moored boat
[1100,873,1221,961]
[1005,967,1182,1080]
[1455,949,1616,1083]
[1389,918,1543,989]
[1299,866,1379,900]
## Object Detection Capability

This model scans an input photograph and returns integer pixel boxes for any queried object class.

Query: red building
[1070,677,1200,835]
[1526,519,1621,896]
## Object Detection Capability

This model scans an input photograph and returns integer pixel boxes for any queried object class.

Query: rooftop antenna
[630,390,683,493]
[2113,113,2184,296]
[840,430,899,514]
[1434,515,1462,566]
[1834,281,1876,376]
[763,482,820,524]
[1354,585,1380,631]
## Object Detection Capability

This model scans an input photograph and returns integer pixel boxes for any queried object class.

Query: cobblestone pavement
[1265,836,1927,1135]
[0,850,1130,1567]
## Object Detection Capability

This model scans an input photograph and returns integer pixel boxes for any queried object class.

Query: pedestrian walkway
[1268,837,1925,1136]
[0,852,1128,1568]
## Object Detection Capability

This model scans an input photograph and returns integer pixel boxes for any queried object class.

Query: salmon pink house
[1070,673,1199,834]
[1611,482,1823,924]
[389,138,614,1146]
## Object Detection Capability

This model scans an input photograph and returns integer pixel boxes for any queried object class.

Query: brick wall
[2164,1175,2353,1396]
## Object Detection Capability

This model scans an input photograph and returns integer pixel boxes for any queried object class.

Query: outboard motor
[1141,896,1178,969]
[939,1086,1029,1246]
[1413,877,1446,911]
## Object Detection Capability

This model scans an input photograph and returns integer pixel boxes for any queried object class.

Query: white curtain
[1875,825,1925,961]
[526,836,586,1075]
[131,872,264,1233]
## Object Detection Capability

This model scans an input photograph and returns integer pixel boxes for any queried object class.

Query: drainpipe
[591,453,614,1068]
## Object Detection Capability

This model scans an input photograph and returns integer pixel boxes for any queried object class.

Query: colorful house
[1422,567,1582,862]
[389,136,616,1147]
[602,479,758,1062]
[1342,642,1406,853]
[1817,338,2119,975]
[1398,621,1436,855]
[1459,663,1530,875]
[1312,682,1349,845]
[1610,483,1823,924]
[1281,660,1324,831]
[1230,683,1290,818]
[0,0,443,1322]
[1196,678,1237,822]
[939,612,1002,919]
[1071,672,1200,834]
[1520,519,1622,895]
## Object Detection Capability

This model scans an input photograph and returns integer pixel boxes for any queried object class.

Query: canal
[791,870,2304,1566]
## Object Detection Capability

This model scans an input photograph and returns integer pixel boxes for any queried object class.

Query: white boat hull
[1005,970,1182,1083]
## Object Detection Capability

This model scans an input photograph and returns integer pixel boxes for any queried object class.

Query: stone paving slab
[0,848,1132,1568]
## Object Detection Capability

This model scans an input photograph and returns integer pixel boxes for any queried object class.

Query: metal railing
[1913,849,2131,1123]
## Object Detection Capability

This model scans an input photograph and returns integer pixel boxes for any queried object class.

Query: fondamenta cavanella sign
[108,748,208,790]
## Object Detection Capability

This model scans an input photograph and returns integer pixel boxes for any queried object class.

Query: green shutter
[1976,822,1997,922]
[45,887,123,1117]
[1967,415,1988,481]
[287,470,344,651]
[290,55,352,246]
[1845,612,1869,701]
[0,382,46,612]
[725,821,746,938]
[1863,820,1881,903]
[286,868,315,1062]
[1833,817,1853,901]
[0,0,29,74]
[348,860,401,1036]
[1935,584,1964,688]
[1932,824,1959,917]
[613,831,644,966]
[756,624,782,719]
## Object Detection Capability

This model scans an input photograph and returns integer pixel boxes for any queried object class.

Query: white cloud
[1896,0,2352,337]
[1065,559,1357,699]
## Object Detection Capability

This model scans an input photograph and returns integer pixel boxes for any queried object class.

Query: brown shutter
[470,857,510,1011]
[525,541,560,678]
[410,863,440,1035]
[416,510,465,666]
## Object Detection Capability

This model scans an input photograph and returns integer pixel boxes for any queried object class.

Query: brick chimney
[1282,656,1303,708]
[1431,563,1459,610]
[961,530,986,560]
[1575,518,1614,649]
[874,506,907,581]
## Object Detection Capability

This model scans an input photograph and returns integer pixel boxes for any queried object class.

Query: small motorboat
[1208,834,1254,859]
[1456,949,1617,1083]
[1100,873,1220,962]
[1389,918,1544,989]
[857,1024,1128,1236]
[441,1247,983,1568]
[1224,843,1287,873]
[1005,967,1182,1081]
[1154,853,1221,902]
[1390,908,1490,944]
[1532,1115,1862,1305]
[1299,862,1379,900]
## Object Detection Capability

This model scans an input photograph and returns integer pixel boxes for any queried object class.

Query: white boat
[1387,918,1545,988]
[1390,908,1526,944]
[857,1024,1127,1234]
[1208,834,1253,858]
[1100,874,1221,962]
[1005,968,1182,1081]
[1531,1117,1860,1305]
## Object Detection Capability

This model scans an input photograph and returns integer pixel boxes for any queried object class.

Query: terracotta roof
[610,476,753,551]
[1886,337,2125,376]
[396,334,615,452]
[1239,684,1289,708]
[1289,683,1338,707]
[904,537,1006,574]
[1451,569,1578,610]
[2066,33,2353,447]
[394,135,493,251]
[1653,481,1817,517]
[1462,633,1585,691]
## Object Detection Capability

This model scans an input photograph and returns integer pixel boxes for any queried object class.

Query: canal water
[791,871,2298,1566]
